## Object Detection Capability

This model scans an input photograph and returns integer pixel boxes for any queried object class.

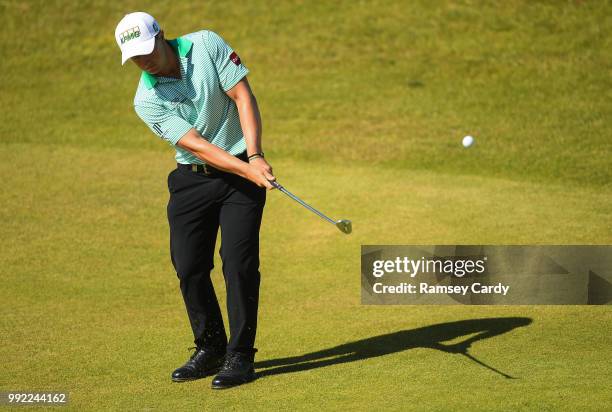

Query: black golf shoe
[211,351,257,389]
[171,346,225,382]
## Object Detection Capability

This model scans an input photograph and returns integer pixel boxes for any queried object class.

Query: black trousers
[166,151,266,356]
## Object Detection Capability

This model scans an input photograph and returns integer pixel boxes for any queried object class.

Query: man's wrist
[248,152,264,161]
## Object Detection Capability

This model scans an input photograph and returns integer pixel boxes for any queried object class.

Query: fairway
[1,0,611,411]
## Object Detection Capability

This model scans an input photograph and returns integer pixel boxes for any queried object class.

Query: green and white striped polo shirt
[133,30,249,164]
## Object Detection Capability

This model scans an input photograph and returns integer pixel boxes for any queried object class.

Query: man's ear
[157,29,165,40]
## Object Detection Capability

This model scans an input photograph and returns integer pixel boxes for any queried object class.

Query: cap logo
[120,26,141,44]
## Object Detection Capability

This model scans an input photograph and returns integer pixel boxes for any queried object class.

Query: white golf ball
[462,135,475,148]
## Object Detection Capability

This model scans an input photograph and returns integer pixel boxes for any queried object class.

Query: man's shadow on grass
[255,317,532,380]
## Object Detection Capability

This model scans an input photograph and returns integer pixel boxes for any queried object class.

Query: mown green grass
[1,145,610,411]
[1,0,611,411]
[1,0,610,186]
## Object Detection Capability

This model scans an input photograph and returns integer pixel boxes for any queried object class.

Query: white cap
[115,12,160,65]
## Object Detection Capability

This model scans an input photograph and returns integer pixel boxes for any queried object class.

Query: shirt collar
[141,37,193,90]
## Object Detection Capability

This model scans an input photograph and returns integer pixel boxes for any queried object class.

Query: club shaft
[461,351,514,379]
[273,182,336,225]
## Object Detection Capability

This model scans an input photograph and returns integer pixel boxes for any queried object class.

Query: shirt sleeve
[134,101,193,146]
[203,30,249,92]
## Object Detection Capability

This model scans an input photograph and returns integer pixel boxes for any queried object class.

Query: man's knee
[220,256,260,279]
[173,253,215,280]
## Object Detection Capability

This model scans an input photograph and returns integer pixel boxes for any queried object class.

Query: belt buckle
[190,163,211,175]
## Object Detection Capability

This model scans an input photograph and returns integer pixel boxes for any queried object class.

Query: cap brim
[121,36,156,65]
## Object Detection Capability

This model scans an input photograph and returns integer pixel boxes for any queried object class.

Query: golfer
[115,12,275,389]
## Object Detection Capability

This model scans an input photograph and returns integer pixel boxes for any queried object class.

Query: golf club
[269,180,352,234]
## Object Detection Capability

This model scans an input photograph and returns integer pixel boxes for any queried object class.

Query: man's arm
[224,77,275,185]
[174,129,273,189]
[225,77,262,157]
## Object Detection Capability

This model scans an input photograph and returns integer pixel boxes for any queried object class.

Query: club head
[335,219,352,234]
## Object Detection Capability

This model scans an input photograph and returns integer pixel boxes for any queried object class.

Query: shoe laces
[222,352,244,369]
[187,346,201,361]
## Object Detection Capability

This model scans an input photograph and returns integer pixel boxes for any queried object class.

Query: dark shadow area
[255,317,532,379]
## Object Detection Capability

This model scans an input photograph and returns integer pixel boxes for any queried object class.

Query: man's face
[130,33,166,75]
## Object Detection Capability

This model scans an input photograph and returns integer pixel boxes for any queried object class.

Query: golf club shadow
[255,317,532,379]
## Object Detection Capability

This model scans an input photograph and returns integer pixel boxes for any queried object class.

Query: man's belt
[177,151,248,176]
[176,162,222,175]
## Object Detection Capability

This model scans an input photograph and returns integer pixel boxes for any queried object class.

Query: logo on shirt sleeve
[152,123,164,137]
[229,51,241,65]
